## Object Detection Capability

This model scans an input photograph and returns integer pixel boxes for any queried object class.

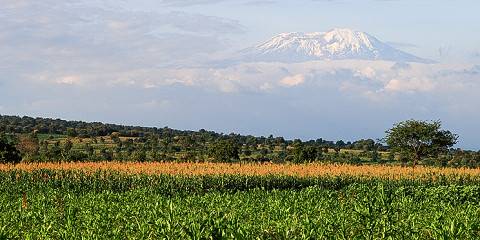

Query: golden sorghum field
[1,161,479,179]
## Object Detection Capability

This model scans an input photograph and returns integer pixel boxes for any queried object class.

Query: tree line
[1,115,479,167]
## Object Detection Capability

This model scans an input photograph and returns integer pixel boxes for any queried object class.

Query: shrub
[0,137,21,164]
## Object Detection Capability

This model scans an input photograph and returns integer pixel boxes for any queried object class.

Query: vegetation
[2,104,480,239]
[2,170,480,239]
[208,139,240,163]
[1,115,479,167]
[0,114,479,238]
[385,120,458,168]
[4,162,480,179]
[0,135,21,164]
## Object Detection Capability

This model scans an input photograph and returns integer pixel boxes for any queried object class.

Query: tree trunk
[413,154,420,169]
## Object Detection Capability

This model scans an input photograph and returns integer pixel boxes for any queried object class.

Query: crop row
[1,171,480,239]
[3,162,480,179]
[3,170,480,195]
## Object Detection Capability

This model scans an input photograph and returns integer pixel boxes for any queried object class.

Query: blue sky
[1,0,479,148]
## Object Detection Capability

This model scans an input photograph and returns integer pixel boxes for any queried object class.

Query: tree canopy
[0,136,22,164]
[1,115,478,167]
[385,120,458,167]
[208,140,240,163]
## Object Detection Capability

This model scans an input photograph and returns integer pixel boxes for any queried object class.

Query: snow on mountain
[239,28,432,63]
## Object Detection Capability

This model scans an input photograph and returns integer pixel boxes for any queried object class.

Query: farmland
[2,116,480,238]
[3,161,480,178]
[4,0,480,238]
[1,163,480,239]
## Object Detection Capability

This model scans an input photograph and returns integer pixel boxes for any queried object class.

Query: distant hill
[0,114,378,150]
[1,114,478,167]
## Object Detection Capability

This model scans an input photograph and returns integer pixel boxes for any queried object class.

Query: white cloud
[105,60,477,99]
[280,74,306,87]
[384,78,435,93]
[56,75,83,85]
[0,0,245,91]
[355,67,376,79]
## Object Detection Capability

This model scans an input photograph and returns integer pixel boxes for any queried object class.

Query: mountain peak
[241,28,432,63]
[323,28,373,48]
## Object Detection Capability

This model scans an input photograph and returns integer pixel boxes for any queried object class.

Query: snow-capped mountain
[239,28,432,63]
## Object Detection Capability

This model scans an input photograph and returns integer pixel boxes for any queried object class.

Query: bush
[0,137,21,164]
[68,150,89,161]
[208,140,240,163]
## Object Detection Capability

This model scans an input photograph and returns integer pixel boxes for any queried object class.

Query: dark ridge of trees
[0,114,478,168]
[0,114,385,151]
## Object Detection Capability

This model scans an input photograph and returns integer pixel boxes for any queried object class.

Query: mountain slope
[239,28,432,63]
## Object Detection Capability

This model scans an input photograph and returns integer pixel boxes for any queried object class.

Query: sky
[1,0,480,149]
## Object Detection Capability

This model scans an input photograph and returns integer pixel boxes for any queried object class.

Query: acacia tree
[385,120,458,168]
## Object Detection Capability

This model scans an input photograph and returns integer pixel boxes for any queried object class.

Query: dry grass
[1,162,480,179]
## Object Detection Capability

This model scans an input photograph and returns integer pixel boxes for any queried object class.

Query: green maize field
[1,170,480,239]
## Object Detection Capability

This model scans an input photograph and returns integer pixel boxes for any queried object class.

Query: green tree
[62,139,74,160]
[209,140,239,163]
[100,148,113,161]
[0,136,21,164]
[385,120,458,168]
[85,144,95,159]
[290,142,317,163]
[132,149,147,162]
[48,141,62,161]
[371,149,380,162]
[290,141,303,163]
[66,128,77,137]
[300,146,318,163]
